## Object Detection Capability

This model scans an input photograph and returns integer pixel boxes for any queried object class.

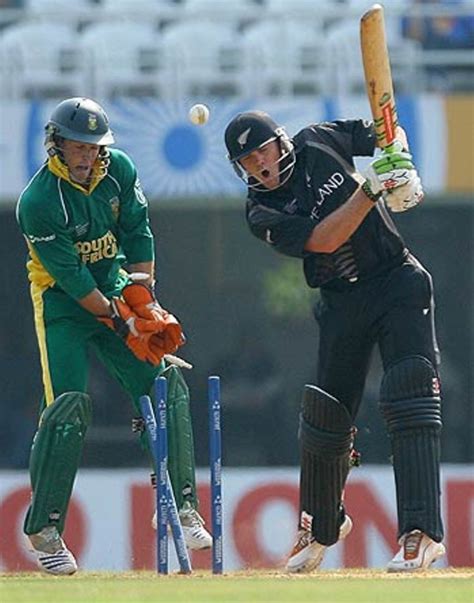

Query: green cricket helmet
[45,97,115,157]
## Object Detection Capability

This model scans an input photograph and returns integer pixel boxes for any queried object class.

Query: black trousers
[315,254,440,420]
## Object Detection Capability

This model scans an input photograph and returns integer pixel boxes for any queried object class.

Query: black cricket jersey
[246,119,409,289]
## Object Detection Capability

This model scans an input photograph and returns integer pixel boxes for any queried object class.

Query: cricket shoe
[387,530,446,572]
[285,515,353,574]
[152,502,212,550]
[26,526,77,575]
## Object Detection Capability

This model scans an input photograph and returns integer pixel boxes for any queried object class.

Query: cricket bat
[360,4,399,149]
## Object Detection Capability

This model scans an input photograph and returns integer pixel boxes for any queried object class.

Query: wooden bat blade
[360,3,398,148]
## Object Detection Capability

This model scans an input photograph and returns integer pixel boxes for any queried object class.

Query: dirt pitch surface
[2,567,472,579]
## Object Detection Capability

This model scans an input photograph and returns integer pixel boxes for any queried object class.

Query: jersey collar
[47,156,106,195]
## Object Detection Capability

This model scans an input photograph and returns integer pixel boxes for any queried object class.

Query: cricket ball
[188,103,210,126]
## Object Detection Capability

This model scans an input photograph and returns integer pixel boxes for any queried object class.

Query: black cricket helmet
[45,97,115,157]
[224,110,295,191]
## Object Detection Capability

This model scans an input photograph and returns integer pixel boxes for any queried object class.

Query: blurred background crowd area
[0,0,473,99]
[0,0,472,472]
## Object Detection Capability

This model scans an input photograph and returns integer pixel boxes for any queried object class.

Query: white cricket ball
[188,103,210,126]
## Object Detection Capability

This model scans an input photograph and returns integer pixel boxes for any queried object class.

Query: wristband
[362,180,382,203]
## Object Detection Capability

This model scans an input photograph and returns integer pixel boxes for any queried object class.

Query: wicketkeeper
[224,111,445,573]
[16,98,211,575]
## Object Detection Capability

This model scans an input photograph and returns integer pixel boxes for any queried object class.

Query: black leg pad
[299,385,354,546]
[380,356,444,541]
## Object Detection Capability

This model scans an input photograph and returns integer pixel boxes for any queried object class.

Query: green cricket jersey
[16,148,154,300]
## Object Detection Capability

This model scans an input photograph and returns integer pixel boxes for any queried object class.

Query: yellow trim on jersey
[26,241,56,289]
[30,282,55,406]
[48,156,106,195]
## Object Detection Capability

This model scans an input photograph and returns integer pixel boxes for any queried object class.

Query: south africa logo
[88,114,98,131]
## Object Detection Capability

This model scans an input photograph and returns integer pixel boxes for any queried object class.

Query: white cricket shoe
[387,530,446,572]
[27,526,77,575]
[152,502,212,550]
[178,503,213,550]
[285,515,353,574]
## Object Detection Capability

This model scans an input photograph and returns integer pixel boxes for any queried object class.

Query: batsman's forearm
[304,187,374,253]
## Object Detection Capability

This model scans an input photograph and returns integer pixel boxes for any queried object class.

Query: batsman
[224,108,445,572]
[16,98,211,575]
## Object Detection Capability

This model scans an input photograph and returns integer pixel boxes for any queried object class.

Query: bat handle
[384,139,404,154]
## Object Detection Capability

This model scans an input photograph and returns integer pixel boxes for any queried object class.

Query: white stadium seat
[0,22,82,99]
[264,0,334,25]
[24,0,93,23]
[26,0,90,6]
[182,0,259,22]
[100,0,170,8]
[160,20,246,97]
[241,19,327,96]
[79,22,169,99]
[99,0,172,23]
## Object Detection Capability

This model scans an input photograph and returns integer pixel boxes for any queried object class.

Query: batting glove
[383,172,424,212]
[362,141,416,201]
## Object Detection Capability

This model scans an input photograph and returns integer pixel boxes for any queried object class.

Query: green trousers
[25,285,197,535]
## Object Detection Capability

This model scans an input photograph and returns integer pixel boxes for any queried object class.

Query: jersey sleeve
[314,119,377,161]
[18,193,97,300]
[246,200,315,258]
[115,152,154,264]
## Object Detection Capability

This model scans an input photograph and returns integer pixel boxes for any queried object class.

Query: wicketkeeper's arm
[77,288,113,316]
[127,261,155,288]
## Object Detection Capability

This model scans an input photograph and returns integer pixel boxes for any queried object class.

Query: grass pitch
[1,569,472,603]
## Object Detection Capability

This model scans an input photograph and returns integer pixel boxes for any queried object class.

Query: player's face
[61,139,101,183]
[239,140,282,190]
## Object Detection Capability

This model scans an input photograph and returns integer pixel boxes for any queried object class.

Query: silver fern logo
[237,128,251,148]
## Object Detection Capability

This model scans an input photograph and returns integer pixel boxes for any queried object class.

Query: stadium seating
[264,0,335,25]
[24,0,93,24]
[241,19,327,96]
[0,22,82,99]
[0,1,470,99]
[182,0,260,23]
[79,21,168,99]
[160,19,246,97]
[99,0,174,24]
[101,0,172,9]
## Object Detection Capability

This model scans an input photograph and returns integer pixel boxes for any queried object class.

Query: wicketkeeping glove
[122,282,168,323]
[362,141,416,202]
[122,282,186,359]
[98,298,168,365]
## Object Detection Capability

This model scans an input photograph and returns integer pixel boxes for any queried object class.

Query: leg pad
[379,356,443,541]
[163,366,197,510]
[25,392,92,535]
[299,385,354,546]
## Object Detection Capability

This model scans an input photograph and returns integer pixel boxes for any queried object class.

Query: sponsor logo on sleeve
[134,179,147,206]
[108,196,120,220]
[27,233,56,243]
